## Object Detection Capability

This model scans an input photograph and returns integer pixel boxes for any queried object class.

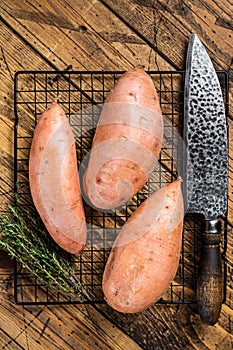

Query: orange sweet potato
[102,179,184,313]
[29,101,86,254]
[83,66,163,210]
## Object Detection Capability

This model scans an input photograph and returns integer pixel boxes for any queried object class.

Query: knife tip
[188,33,202,51]
[190,33,198,41]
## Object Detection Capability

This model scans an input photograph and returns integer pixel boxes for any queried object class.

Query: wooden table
[0,1,233,349]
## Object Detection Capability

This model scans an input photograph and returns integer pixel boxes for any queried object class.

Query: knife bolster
[202,219,221,245]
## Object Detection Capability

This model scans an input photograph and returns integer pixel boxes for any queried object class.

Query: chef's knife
[183,34,228,325]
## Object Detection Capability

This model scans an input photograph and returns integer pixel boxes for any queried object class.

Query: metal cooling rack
[13,70,228,306]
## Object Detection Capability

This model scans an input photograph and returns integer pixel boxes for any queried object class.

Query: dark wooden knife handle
[196,219,223,325]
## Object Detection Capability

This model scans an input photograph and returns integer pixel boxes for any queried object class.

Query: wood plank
[97,301,233,349]
[97,303,195,350]
[0,21,52,212]
[177,304,233,350]
[0,0,174,72]
[99,0,233,70]
[218,303,233,335]
[0,276,141,350]
[100,0,233,115]
[1,0,232,108]
[189,312,233,350]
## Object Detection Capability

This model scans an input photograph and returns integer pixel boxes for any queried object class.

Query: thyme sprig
[0,204,91,301]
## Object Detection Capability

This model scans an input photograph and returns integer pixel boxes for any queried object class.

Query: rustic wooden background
[0,0,233,349]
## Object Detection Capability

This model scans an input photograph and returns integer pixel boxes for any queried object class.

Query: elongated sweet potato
[83,66,163,210]
[102,179,184,313]
[29,101,86,254]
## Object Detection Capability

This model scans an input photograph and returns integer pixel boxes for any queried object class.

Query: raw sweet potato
[102,179,184,313]
[29,101,86,254]
[83,66,163,210]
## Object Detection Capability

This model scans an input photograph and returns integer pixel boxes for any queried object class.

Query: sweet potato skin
[102,179,184,313]
[29,101,86,254]
[83,66,163,210]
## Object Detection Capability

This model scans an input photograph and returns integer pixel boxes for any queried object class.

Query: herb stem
[0,204,92,301]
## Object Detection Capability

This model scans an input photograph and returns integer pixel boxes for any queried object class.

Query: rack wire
[13,70,228,306]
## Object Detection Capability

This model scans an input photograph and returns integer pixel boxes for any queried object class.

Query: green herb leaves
[0,205,91,301]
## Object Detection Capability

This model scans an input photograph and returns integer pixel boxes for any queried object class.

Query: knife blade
[183,34,228,325]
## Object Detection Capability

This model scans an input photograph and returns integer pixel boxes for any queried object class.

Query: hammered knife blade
[183,34,228,325]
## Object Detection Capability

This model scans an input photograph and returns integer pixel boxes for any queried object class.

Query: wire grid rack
[13,70,228,306]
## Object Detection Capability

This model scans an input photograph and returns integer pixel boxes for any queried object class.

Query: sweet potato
[29,101,86,254]
[102,179,184,313]
[83,66,163,210]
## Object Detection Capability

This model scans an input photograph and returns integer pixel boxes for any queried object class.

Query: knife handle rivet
[203,219,221,234]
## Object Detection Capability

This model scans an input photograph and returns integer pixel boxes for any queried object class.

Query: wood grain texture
[100,0,233,81]
[0,0,173,72]
[0,0,233,349]
[0,275,141,350]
